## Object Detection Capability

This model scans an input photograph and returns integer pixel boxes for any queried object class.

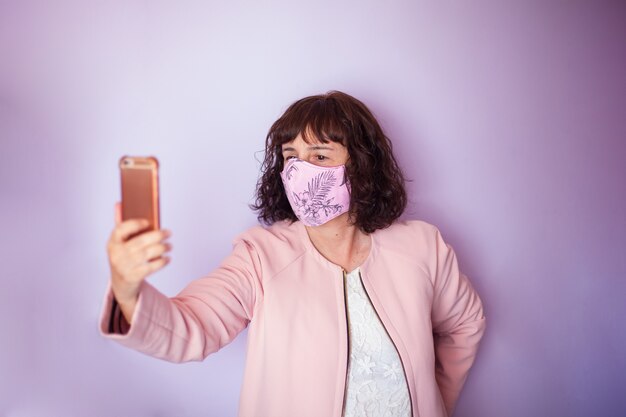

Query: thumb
[114,202,122,225]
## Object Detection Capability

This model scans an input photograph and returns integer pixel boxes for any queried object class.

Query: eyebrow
[281,145,335,151]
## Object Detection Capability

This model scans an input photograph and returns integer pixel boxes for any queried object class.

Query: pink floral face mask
[280,158,351,227]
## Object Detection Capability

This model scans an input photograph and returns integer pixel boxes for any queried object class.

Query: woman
[101,91,486,417]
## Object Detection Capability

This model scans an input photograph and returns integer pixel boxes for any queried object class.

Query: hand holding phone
[105,156,172,324]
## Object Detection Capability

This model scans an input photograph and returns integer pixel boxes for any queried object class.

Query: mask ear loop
[340,159,350,188]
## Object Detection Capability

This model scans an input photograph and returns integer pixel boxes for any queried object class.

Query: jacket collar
[292,220,378,273]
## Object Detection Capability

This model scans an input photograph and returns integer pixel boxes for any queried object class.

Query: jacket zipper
[357,270,416,417]
[340,269,351,417]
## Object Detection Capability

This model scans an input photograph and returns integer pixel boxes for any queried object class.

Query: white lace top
[343,268,411,417]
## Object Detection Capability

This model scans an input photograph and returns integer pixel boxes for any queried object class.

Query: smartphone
[119,156,160,238]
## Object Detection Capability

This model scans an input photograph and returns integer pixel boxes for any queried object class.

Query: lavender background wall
[1,1,624,416]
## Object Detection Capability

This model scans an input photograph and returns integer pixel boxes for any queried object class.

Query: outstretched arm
[100,238,262,363]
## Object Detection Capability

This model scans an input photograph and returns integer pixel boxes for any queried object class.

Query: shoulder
[372,220,444,261]
[234,220,303,248]
[230,220,307,273]
[373,219,441,244]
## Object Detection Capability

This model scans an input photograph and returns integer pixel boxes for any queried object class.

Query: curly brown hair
[251,90,407,233]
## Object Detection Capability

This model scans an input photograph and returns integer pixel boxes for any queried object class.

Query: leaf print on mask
[292,171,344,226]
[280,158,350,227]
[284,163,298,180]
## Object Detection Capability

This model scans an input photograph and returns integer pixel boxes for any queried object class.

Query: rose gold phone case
[119,156,160,232]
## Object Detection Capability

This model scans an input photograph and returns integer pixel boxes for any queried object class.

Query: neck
[304,213,371,272]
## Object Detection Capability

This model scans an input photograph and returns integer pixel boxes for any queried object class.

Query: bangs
[268,96,349,148]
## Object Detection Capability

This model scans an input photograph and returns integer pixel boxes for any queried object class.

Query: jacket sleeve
[98,238,262,363]
[430,227,486,416]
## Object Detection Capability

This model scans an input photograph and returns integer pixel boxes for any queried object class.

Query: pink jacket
[99,220,486,417]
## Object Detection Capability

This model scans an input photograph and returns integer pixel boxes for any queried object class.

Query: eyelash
[284,155,328,161]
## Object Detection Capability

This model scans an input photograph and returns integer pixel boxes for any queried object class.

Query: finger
[115,252,171,284]
[126,229,171,251]
[136,255,171,277]
[115,202,122,225]
[123,241,171,267]
[112,219,151,243]
[139,242,173,263]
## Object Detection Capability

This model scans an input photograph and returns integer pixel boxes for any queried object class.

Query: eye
[315,155,327,161]
[284,155,297,161]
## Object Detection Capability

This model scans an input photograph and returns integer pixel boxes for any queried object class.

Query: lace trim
[344,268,411,417]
